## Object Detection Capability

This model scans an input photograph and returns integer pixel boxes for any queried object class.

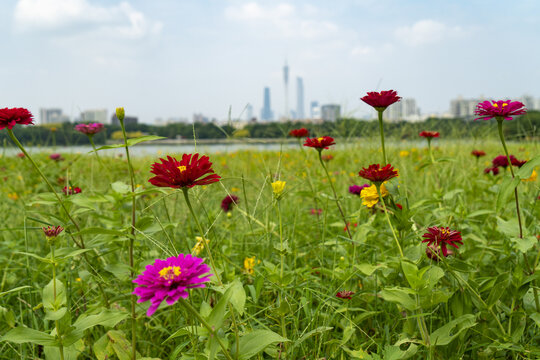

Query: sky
[1,0,540,124]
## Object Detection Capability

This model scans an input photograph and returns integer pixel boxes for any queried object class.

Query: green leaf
[0,327,58,346]
[430,314,476,346]
[510,236,537,253]
[207,286,233,329]
[63,310,129,346]
[497,217,524,238]
[94,135,166,151]
[516,155,540,179]
[383,343,418,360]
[496,175,521,212]
[73,227,126,237]
[233,330,289,360]
[379,287,417,311]
[530,313,540,328]
[43,279,67,314]
[0,286,31,298]
[107,330,133,360]
[443,189,464,201]
[111,181,131,194]
[401,260,422,290]
[355,263,386,276]
[228,280,246,316]
[290,326,332,352]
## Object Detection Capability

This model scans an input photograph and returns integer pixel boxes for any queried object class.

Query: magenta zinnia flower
[349,184,369,196]
[75,123,104,136]
[289,128,309,138]
[49,153,63,161]
[133,254,212,316]
[0,108,34,130]
[221,194,239,212]
[336,290,354,300]
[63,186,81,195]
[358,164,398,184]
[43,225,64,238]
[303,136,335,150]
[360,90,401,110]
[421,226,463,258]
[149,154,221,189]
[474,100,526,121]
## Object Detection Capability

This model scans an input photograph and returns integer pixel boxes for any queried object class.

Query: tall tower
[296,77,304,120]
[283,61,289,120]
[261,87,273,121]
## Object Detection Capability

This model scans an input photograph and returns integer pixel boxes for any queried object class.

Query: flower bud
[116,107,125,122]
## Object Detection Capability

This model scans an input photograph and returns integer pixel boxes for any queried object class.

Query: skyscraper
[261,87,274,121]
[296,77,304,119]
[283,61,289,120]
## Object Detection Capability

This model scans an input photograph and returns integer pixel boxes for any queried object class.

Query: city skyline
[2,0,540,124]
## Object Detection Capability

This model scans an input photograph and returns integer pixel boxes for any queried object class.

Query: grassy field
[0,137,539,359]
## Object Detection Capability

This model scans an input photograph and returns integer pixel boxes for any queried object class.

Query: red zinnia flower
[484,167,500,176]
[511,158,527,168]
[358,164,398,184]
[303,136,335,150]
[421,226,463,258]
[221,194,239,212]
[419,131,440,138]
[63,186,82,195]
[396,203,403,210]
[49,153,63,161]
[149,154,221,189]
[474,100,527,121]
[360,90,401,110]
[43,225,64,238]
[471,150,486,158]
[289,128,309,138]
[0,108,34,130]
[16,152,25,158]
[336,290,354,300]
[492,155,516,168]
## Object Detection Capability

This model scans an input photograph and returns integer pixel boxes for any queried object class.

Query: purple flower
[75,123,104,136]
[349,184,369,196]
[133,254,212,316]
[49,153,63,161]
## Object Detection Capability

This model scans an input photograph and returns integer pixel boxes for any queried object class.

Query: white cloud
[14,0,162,38]
[394,19,464,46]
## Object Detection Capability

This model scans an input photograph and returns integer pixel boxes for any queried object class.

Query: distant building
[321,104,341,122]
[111,114,138,126]
[520,95,537,110]
[193,113,210,123]
[310,101,320,119]
[260,87,274,121]
[296,77,304,119]
[245,104,253,121]
[40,108,70,124]
[386,98,421,122]
[82,109,107,123]
[449,97,485,120]
[283,61,289,120]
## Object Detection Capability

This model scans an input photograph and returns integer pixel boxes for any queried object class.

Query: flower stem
[427,139,435,164]
[118,119,138,360]
[376,185,404,258]
[51,244,65,360]
[178,298,234,360]
[317,151,352,240]
[377,110,387,165]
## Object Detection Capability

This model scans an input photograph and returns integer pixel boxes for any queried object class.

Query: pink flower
[360,90,401,110]
[474,100,526,121]
[74,123,104,136]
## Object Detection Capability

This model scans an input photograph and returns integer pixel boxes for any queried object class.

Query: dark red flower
[360,90,401,110]
[49,153,63,161]
[63,186,82,195]
[221,194,239,212]
[358,164,398,184]
[336,290,355,300]
[471,150,486,158]
[0,108,34,130]
[149,154,221,189]
[419,131,440,139]
[421,226,463,258]
[289,128,309,138]
[426,243,453,261]
[16,152,25,158]
[43,225,64,238]
[484,167,500,176]
[396,203,403,210]
[303,136,335,150]
[511,158,527,168]
[492,155,516,168]
[474,100,527,121]
[349,184,369,195]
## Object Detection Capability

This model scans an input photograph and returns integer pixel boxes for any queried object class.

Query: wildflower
[148,154,221,189]
[344,223,358,232]
[310,208,322,216]
[289,128,309,138]
[0,108,34,130]
[16,152,25,158]
[522,169,537,182]
[399,150,410,157]
[49,153,63,161]
[360,183,388,208]
[271,180,286,197]
[116,107,125,122]
[360,90,401,111]
[358,164,398,184]
[336,290,354,300]
[511,158,527,168]
[396,203,403,210]
[221,194,239,212]
[7,192,19,200]
[243,256,260,275]
[321,154,334,162]
[191,236,209,256]
[63,186,82,195]
[42,225,64,240]
[303,136,335,150]
[474,100,526,121]
[422,226,463,258]
[492,155,516,168]
[484,167,500,176]
[74,123,104,136]
[419,131,440,138]
[133,254,212,316]
[471,150,486,158]
[349,184,369,196]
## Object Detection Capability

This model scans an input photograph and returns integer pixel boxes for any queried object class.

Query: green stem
[178,298,234,360]
[275,200,288,348]
[427,139,435,164]
[51,244,65,360]
[88,136,104,166]
[377,110,387,165]
[376,185,404,258]
[119,119,138,360]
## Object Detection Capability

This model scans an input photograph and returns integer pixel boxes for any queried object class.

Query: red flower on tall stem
[422,226,463,258]
[474,100,527,121]
[358,164,398,184]
[484,167,500,176]
[289,128,309,138]
[492,155,515,168]
[511,158,527,168]
[419,131,440,138]
[360,90,401,110]
[75,123,104,136]
[149,154,221,189]
[0,108,34,130]
[471,150,486,158]
[303,136,335,150]
[43,225,64,238]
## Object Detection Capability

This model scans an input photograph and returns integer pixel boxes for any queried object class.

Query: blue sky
[1,0,539,123]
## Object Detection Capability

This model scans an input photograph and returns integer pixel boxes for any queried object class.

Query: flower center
[502,102,508,107]
[158,266,181,280]
[178,165,187,173]
[317,137,324,142]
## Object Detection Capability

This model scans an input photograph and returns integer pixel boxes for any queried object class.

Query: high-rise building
[310,101,320,119]
[449,97,484,120]
[260,87,274,121]
[245,104,253,121]
[321,104,341,122]
[386,98,421,122]
[283,61,289,120]
[40,108,69,124]
[296,77,304,119]
[111,114,138,126]
[82,109,108,123]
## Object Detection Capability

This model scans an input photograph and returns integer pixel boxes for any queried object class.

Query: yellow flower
[243,256,260,275]
[399,150,410,157]
[231,187,240,192]
[75,277,82,282]
[8,192,19,200]
[271,180,286,196]
[522,169,537,182]
[360,183,388,208]
[191,236,209,256]
[115,107,125,121]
